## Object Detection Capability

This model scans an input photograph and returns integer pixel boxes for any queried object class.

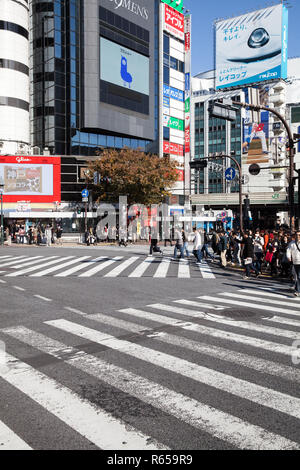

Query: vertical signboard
[215,5,288,89]
[184,14,192,193]
[164,4,184,40]
[160,0,183,14]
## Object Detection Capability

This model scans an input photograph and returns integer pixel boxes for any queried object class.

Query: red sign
[185,127,190,154]
[0,155,61,203]
[163,141,184,156]
[185,32,190,52]
[164,5,184,40]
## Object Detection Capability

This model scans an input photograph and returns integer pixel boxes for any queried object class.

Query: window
[163,34,169,54]
[163,66,169,85]
[292,107,300,124]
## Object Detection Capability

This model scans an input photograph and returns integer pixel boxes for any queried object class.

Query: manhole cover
[221,308,258,319]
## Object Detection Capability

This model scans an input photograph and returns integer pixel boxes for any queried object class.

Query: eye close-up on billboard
[216,4,288,89]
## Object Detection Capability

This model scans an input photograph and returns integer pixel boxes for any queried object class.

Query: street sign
[81,189,89,198]
[82,197,88,203]
[249,164,261,176]
[225,167,236,181]
[209,102,237,122]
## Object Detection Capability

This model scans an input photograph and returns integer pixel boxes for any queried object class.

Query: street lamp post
[0,177,4,246]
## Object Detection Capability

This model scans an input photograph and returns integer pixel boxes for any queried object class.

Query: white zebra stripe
[153,258,171,278]
[30,256,91,277]
[239,289,297,301]
[0,351,166,450]
[128,257,155,277]
[45,319,300,421]
[0,256,12,260]
[6,256,65,276]
[104,257,140,278]
[178,259,190,278]
[199,261,215,279]
[55,256,106,277]
[199,296,300,317]
[78,257,123,277]
[222,292,300,309]
[0,419,31,450]
[2,325,298,450]
[0,256,29,267]
[11,256,55,269]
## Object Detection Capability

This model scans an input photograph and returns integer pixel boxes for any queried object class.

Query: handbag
[244,257,252,265]
[265,252,273,263]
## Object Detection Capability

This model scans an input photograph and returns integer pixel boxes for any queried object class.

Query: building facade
[190,58,300,228]
[0,0,30,155]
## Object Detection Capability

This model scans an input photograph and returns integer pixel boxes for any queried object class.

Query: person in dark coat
[240,231,259,279]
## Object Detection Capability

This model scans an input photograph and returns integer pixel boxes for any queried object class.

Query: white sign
[216,4,288,89]
[107,0,149,20]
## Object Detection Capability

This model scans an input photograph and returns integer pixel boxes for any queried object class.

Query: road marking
[199,261,215,279]
[0,256,12,260]
[178,259,190,278]
[79,257,123,277]
[13,286,26,292]
[262,315,300,328]
[55,256,105,277]
[237,289,300,304]
[2,326,298,450]
[11,257,50,269]
[151,302,225,315]
[0,256,29,267]
[30,256,91,277]
[64,307,88,315]
[147,305,294,356]
[120,308,185,326]
[104,257,140,278]
[0,279,7,283]
[199,296,300,317]
[0,351,165,450]
[128,257,155,277]
[222,292,300,309]
[173,300,226,311]
[6,257,73,277]
[34,295,52,302]
[0,419,32,450]
[89,313,152,333]
[45,319,300,421]
[153,258,171,278]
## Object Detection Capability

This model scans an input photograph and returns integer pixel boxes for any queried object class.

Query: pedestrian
[119,227,127,247]
[219,231,228,268]
[182,228,190,258]
[241,231,259,280]
[150,232,163,256]
[45,225,52,246]
[173,228,184,259]
[28,226,33,245]
[286,231,300,297]
[192,227,202,264]
[56,225,63,245]
[202,230,214,261]
[253,229,264,273]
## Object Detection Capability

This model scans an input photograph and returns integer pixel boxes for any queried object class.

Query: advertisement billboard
[163,115,184,131]
[242,86,270,164]
[0,156,61,203]
[163,84,184,102]
[163,141,184,156]
[164,4,184,41]
[100,37,149,96]
[216,5,288,89]
[184,14,192,187]
[161,0,183,14]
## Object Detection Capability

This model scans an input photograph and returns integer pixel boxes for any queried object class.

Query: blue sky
[182,0,300,76]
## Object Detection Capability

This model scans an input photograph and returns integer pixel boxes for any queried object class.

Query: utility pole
[232,100,296,232]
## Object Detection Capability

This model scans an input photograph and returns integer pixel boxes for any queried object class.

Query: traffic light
[189,160,208,169]
[77,206,81,215]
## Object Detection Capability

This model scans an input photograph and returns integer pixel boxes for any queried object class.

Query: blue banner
[163,84,184,102]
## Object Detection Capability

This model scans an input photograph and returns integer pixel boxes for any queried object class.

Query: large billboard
[163,4,184,41]
[0,156,61,203]
[100,38,149,96]
[216,5,288,90]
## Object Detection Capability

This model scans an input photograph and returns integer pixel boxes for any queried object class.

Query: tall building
[28,0,190,204]
[0,0,30,155]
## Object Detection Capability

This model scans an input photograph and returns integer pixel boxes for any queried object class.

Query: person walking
[173,228,184,259]
[192,227,203,264]
[45,225,52,247]
[286,231,300,297]
[56,225,63,245]
[241,231,259,280]
[253,230,264,273]
[150,232,163,256]
[219,231,228,268]
[202,230,214,261]
[182,228,190,258]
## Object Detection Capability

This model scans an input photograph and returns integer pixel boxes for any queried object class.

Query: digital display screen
[100,37,149,96]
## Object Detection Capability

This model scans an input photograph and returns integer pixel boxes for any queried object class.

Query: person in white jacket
[192,227,203,264]
[286,232,300,297]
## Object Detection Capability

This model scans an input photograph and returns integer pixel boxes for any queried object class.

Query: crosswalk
[0,254,216,279]
[0,284,300,449]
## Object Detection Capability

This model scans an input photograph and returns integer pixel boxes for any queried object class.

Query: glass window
[163,126,170,141]
[115,137,123,148]
[163,34,169,54]
[170,56,177,70]
[292,107,300,123]
[107,136,115,147]
[163,66,169,85]
[98,134,107,146]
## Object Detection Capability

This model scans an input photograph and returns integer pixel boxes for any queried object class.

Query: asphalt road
[0,245,299,450]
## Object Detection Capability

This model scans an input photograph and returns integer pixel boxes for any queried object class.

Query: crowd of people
[4,223,63,246]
